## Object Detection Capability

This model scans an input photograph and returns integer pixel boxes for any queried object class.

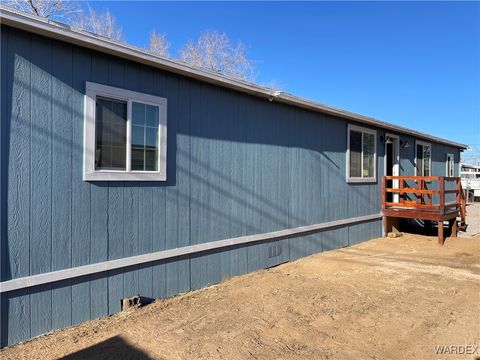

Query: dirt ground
[2,233,479,360]
[461,203,480,237]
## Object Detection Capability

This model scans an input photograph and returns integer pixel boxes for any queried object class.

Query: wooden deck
[381,176,467,245]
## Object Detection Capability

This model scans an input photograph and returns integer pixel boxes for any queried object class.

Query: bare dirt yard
[2,233,479,360]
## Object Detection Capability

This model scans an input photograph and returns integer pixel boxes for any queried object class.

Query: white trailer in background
[461,163,480,202]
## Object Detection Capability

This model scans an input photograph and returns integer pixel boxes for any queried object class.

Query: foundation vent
[268,244,282,258]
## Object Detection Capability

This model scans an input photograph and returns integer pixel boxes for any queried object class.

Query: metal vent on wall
[268,244,283,258]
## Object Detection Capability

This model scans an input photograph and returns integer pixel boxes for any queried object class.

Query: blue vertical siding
[106,57,126,315]
[29,33,53,339]
[151,70,168,301]
[51,39,74,331]
[0,25,461,347]
[5,26,32,346]
[71,46,92,326]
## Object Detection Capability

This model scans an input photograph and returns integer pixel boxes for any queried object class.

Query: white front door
[446,153,454,177]
[385,134,400,203]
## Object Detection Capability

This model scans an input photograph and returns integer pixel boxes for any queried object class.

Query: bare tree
[5,1,124,42]
[4,0,80,21]
[74,7,124,42]
[260,79,286,93]
[180,30,254,81]
[149,30,170,58]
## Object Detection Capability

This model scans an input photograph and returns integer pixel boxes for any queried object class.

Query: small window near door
[446,153,455,177]
[347,124,377,182]
[415,141,431,176]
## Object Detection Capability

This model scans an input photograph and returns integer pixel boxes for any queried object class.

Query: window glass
[348,128,376,180]
[95,97,127,170]
[416,144,423,175]
[362,133,375,177]
[146,104,159,128]
[416,143,431,176]
[131,102,159,171]
[349,130,362,177]
[423,145,431,176]
[446,154,454,176]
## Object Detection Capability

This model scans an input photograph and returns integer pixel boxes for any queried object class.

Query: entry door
[446,153,454,177]
[385,136,400,203]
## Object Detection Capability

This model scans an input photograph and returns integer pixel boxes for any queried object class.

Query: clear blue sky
[88,1,479,161]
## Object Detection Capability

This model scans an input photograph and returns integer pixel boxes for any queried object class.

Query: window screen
[362,133,375,177]
[131,102,160,171]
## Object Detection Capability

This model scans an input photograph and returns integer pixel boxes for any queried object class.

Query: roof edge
[0,5,468,149]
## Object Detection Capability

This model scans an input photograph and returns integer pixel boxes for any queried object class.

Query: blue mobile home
[0,8,467,347]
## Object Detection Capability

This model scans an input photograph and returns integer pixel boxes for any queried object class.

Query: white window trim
[414,140,432,177]
[346,124,377,183]
[446,153,455,177]
[84,82,167,181]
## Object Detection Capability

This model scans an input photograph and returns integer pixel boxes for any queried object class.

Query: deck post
[456,178,461,205]
[439,177,445,213]
[382,216,388,237]
[438,221,444,245]
[381,176,386,211]
[417,178,423,204]
[450,219,458,238]
[382,216,392,237]
[382,215,401,236]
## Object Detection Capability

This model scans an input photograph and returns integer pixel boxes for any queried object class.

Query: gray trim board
[0,213,382,293]
[0,5,467,150]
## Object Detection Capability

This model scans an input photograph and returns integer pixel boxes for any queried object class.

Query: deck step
[458,220,468,232]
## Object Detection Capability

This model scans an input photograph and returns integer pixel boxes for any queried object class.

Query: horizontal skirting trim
[0,213,382,293]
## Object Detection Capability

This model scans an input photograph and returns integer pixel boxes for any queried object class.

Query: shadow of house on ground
[60,336,152,360]
[400,219,455,238]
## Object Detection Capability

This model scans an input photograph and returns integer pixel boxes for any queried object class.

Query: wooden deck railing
[381,176,467,245]
[381,176,466,219]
